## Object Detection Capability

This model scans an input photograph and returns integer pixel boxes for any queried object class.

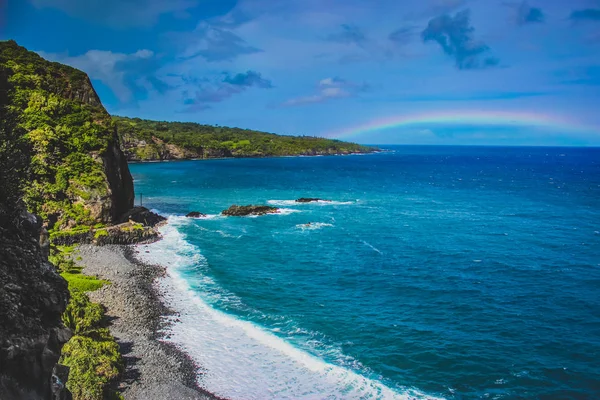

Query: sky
[2,0,600,145]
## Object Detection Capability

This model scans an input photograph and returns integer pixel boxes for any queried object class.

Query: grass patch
[94,228,108,239]
[61,272,108,292]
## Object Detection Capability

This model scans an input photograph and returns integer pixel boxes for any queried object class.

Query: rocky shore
[75,245,222,400]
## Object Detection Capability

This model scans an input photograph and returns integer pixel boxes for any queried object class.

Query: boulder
[295,198,329,203]
[119,206,166,227]
[222,205,279,217]
[186,211,206,218]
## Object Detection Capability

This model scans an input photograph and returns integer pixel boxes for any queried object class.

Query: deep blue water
[130,146,600,399]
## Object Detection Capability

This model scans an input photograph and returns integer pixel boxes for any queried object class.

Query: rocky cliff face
[0,40,134,229]
[103,138,135,222]
[0,40,136,399]
[0,208,71,399]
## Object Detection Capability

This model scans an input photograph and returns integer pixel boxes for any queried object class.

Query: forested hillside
[0,40,133,231]
[114,116,376,161]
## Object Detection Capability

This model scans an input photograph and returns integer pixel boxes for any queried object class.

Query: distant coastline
[126,148,383,164]
[114,116,378,162]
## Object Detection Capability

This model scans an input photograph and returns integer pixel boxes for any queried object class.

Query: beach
[76,244,222,400]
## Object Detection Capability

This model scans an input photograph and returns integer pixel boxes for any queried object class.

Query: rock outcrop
[51,222,161,246]
[295,198,329,203]
[103,139,135,223]
[119,206,166,227]
[0,209,71,399]
[222,205,279,217]
[186,211,207,218]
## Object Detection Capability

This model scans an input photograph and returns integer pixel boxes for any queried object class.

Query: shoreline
[76,244,224,400]
[126,148,384,164]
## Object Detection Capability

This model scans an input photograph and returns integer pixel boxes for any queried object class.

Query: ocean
[130,146,600,399]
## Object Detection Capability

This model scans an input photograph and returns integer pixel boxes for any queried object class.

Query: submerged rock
[185,211,206,218]
[295,198,329,203]
[222,205,279,217]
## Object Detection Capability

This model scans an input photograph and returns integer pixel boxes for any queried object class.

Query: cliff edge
[0,40,138,399]
[0,40,134,230]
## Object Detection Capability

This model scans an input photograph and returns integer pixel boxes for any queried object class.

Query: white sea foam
[190,213,224,220]
[296,222,334,231]
[136,218,443,400]
[274,208,301,215]
[268,199,356,206]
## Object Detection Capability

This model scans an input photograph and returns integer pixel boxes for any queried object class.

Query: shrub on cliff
[62,291,104,335]
[60,290,122,400]
[61,331,123,400]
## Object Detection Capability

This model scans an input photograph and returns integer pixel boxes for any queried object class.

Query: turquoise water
[130,146,600,399]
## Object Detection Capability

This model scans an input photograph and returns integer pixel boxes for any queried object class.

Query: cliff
[0,40,134,231]
[1,48,71,398]
[0,209,71,400]
[114,116,377,161]
[0,40,139,399]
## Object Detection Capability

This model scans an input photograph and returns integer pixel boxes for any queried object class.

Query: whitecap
[296,222,334,231]
[361,240,383,255]
[273,208,301,215]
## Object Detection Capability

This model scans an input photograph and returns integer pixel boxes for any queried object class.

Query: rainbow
[325,110,598,140]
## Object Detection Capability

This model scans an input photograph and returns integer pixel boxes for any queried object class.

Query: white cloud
[282,77,367,106]
[37,49,154,102]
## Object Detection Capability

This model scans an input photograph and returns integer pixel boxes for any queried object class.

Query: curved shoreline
[76,244,225,400]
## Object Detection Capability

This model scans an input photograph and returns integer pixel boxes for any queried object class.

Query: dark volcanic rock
[295,198,329,203]
[120,206,166,227]
[222,205,279,217]
[103,138,135,223]
[51,223,161,246]
[186,211,206,218]
[95,223,161,246]
[0,209,71,400]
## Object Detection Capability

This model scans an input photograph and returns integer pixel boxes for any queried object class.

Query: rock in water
[222,205,279,216]
[295,198,329,203]
[186,211,207,218]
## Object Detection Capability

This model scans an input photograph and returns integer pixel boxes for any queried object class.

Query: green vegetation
[52,245,122,400]
[114,115,377,160]
[49,225,93,242]
[94,228,108,239]
[119,222,144,232]
[0,40,115,230]
[60,293,123,400]
[62,273,108,293]
[50,245,108,292]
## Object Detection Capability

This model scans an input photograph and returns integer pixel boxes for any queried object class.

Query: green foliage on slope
[0,40,116,230]
[54,245,122,400]
[114,115,377,160]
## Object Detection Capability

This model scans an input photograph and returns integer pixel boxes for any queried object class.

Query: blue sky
[2,0,600,145]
